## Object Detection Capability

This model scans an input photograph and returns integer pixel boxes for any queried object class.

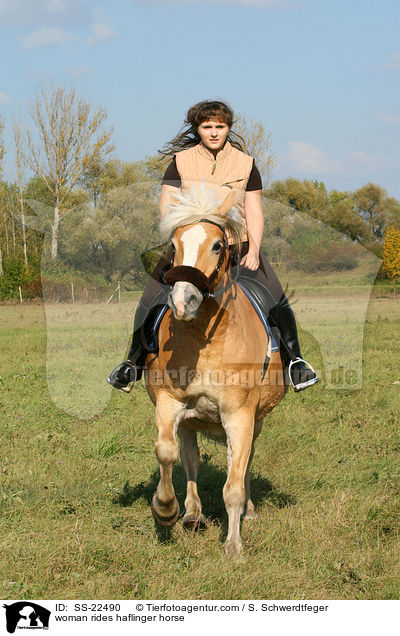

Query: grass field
[0,264,399,600]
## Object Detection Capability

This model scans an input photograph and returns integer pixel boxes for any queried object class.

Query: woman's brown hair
[158,100,248,161]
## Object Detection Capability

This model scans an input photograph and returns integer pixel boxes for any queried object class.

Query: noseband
[163,220,229,298]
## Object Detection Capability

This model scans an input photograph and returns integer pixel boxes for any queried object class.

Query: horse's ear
[215,190,236,219]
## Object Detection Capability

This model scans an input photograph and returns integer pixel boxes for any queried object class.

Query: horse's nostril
[188,294,197,306]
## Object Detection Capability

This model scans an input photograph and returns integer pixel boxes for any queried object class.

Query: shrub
[382,226,400,294]
[21,278,43,300]
[0,257,32,300]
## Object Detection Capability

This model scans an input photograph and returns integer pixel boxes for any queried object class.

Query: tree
[14,118,28,265]
[382,226,400,296]
[261,178,363,272]
[352,183,387,240]
[24,84,114,259]
[325,191,372,243]
[385,196,400,230]
[265,177,328,218]
[0,116,5,275]
[78,157,105,207]
[93,158,143,193]
[264,178,400,253]
[23,175,55,258]
[233,114,275,184]
[60,177,159,286]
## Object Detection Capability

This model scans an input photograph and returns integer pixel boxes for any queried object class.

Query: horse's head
[160,187,242,321]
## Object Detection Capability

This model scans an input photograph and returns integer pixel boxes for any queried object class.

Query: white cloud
[22,25,78,48]
[346,151,388,172]
[65,65,93,78]
[88,21,117,45]
[280,142,389,178]
[379,113,400,125]
[0,91,11,105]
[284,141,342,175]
[381,50,400,71]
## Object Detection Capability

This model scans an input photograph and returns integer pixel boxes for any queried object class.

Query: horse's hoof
[243,510,258,521]
[224,539,243,556]
[243,501,257,520]
[151,495,180,527]
[182,512,207,531]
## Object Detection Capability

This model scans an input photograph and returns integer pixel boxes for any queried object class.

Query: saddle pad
[236,280,280,378]
[146,304,169,353]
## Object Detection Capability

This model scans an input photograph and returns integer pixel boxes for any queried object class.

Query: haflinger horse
[145,185,287,555]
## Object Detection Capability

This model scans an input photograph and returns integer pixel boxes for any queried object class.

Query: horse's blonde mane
[159,185,244,247]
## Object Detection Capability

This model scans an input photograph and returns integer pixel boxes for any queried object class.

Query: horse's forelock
[159,185,244,243]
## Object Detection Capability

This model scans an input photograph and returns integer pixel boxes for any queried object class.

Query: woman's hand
[240,248,259,270]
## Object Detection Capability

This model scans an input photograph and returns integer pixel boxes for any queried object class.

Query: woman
[108,100,318,392]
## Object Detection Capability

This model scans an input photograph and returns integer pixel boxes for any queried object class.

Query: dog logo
[3,602,51,633]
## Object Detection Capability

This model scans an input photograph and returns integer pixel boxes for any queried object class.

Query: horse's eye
[212,241,223,252]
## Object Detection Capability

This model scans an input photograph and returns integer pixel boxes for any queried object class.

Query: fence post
[19,286,23,303]
[107,285,118,304]
[71,281,75,304]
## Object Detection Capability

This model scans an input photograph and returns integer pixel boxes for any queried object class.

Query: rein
[162,219,230,298]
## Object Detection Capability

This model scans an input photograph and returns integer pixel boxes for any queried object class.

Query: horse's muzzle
[168,281,203,321]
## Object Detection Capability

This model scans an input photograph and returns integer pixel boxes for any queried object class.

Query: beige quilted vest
[175,140,254,243]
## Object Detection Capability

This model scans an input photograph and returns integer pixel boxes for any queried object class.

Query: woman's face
[197,119,230,151]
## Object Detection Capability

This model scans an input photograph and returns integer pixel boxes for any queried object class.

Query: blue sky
[1,0,399,197]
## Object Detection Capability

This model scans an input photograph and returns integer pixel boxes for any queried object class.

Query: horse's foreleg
[243,419,263,520]
[243,443,256,520]
[151,392,182,526]
[178,427,206,529]
[222,408,255,555]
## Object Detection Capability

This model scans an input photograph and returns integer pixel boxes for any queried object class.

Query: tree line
[1,84,399,301]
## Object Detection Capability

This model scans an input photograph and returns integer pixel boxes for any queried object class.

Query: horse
[144,185,288,554]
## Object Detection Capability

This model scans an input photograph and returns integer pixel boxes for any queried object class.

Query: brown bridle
[162,220,230,299]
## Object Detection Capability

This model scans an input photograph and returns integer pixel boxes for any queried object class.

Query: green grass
[0,271,399,600]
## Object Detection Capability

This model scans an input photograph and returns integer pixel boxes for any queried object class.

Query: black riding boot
[269,297,319,392]
[107,296,166,393]
[107,300,149,392]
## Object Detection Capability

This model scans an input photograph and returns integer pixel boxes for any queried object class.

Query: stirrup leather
[288,357,319,392]
[107,360,138,393]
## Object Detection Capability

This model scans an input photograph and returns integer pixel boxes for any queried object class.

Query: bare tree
[14,117,28,265]
[233,113,276,185]
[24,84,113,259]
[0,115,4,275]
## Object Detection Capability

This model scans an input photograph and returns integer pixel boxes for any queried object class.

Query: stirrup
[107,360,138,393]
[288,357,319,392]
